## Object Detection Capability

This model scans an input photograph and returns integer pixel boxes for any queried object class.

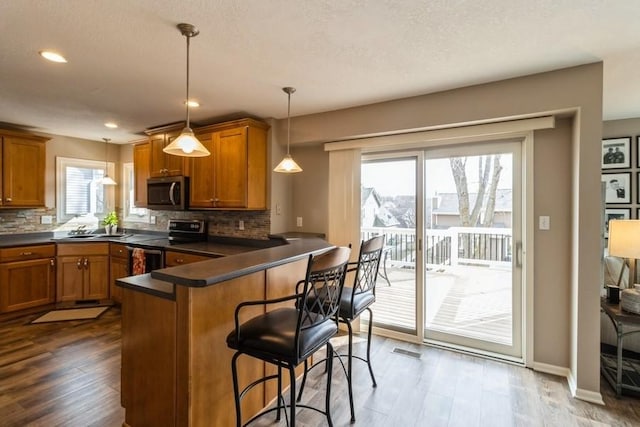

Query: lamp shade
[162,127,210,157]
[608,220,640,259]
[274,154,303,173]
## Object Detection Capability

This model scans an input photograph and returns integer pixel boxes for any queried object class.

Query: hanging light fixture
[101,138,117,186]
[274,87,303,173]
[163,23,210,157]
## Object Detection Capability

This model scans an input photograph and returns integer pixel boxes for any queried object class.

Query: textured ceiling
[1,0,640,143]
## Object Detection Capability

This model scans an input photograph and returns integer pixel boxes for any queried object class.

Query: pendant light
[101,138,117,186]
[274,87,303,173]
[163,23,210,157]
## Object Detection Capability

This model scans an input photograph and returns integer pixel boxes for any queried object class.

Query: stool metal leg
[288,365,297,426]
[276,366,282,421]
[231,352,242,427]
[345,320,356,423]
[326,342,334,427]
[365,307,377,387]
[296,359,308,402]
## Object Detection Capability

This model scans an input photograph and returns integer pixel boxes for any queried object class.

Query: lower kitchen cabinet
[56,243,109,302]
[0,244,56,313]
[165,250,215,267]
[110,243,129,304]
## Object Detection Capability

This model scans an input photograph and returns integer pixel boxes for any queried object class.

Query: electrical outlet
[239,220,245,230]
[41,215,53,224]
[276,204,282,215]
[296,217,303,227]
[150,215,157,225]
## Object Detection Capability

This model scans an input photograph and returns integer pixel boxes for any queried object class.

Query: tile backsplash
[0,208,271,239]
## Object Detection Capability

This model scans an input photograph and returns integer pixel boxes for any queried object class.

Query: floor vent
[392,348,422,359]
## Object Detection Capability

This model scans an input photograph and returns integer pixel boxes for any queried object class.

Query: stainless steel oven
[126,220,207,275]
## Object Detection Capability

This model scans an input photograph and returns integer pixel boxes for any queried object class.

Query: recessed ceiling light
[39,50,67,63]
[104,122,118,129]
[185,100,200,108]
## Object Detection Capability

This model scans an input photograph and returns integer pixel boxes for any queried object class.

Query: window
[56,157,115,226]
[122,162,149,222]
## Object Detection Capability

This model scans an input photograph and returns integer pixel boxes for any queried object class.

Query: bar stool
[298,235,385,423]
[226,246,351,427]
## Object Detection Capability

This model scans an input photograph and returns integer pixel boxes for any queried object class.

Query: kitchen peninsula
[116,237,332,427]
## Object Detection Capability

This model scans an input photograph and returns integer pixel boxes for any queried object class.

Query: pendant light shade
[163,23,210,157]
[274,87,302,173]
[101,138,117,186]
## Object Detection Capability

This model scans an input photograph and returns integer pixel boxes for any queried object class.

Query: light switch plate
[296,217,303,227]
[41,215,53,224]
[239,220,244,230]
[539,215,550,230]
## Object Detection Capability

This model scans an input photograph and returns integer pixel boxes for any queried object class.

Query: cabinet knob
[20,251,33,256]
[5,198,11,202]
[50,259,55,267]
[77,258,82,269]
[83,258,89,269]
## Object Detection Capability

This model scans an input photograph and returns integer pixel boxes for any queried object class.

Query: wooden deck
[371,263,512,345]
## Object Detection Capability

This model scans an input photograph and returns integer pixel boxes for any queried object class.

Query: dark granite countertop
[150,237,332,287]
[0,231,168,248]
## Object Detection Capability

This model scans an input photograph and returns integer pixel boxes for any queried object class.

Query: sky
[362,155,513,198]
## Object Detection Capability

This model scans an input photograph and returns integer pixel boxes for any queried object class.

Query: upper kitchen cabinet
[191,119,268,210]
[145,124,186,178]
[0,130,48,208]
[132,139,150,207]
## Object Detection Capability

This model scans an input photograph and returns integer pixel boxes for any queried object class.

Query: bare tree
[449,155,502,227]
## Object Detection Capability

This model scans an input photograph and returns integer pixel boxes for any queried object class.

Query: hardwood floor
[1,307,639,426]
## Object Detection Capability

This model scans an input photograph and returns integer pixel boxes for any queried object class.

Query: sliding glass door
[423,141,522,358]
[362,140,523,359]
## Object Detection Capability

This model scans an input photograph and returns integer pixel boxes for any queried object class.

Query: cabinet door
[110,256,128,304]
[2,136,46,207]
[188,133,216,208]
[0,258,55,312]
[214,127,248,208]
[133,142,151,207]
[56,256,85,302]
[150,133,184,177]
[84,255,109,300]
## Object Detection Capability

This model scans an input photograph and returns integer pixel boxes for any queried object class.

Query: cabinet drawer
[110,243,128,259]
[165,251,215,267]
[57,243,109,256]
[0,244,55,262]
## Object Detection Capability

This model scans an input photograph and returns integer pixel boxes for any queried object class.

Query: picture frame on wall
[602,172,631,204]
[605,208,631,238]
[602,136,631,169]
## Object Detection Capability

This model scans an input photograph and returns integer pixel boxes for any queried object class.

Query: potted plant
[103,211,118,235]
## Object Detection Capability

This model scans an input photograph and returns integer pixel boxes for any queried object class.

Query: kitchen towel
[132,248,146,275]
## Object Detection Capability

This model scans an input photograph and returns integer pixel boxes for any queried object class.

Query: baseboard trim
[533,362,604,405]
[532,361,570,377]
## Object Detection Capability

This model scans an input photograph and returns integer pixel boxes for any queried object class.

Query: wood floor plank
[1,307,639,426]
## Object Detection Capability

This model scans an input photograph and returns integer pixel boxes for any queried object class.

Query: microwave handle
[169,182,177,206]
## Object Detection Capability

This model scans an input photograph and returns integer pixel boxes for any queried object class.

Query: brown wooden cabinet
[109,243,129,304]
[133,139,150,208]
[0,244,55,313]
[165,250,216,267]
[146,126,185,178]
[56,243,109,302]
[190,119,268,209]
[0,130,48,208]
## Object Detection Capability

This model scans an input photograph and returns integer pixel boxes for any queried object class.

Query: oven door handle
[126,246,164,256]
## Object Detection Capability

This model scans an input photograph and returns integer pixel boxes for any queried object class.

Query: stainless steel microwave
[147,176,188,210]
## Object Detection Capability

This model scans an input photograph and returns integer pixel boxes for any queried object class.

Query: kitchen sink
[65,234,96,239]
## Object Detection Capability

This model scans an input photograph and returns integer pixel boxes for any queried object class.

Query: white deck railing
[361,226,512,269]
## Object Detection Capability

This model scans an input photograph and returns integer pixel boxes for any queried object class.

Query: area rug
[31,306,109,324]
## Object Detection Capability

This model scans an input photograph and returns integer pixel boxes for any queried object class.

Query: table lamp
[608,219,640,289]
